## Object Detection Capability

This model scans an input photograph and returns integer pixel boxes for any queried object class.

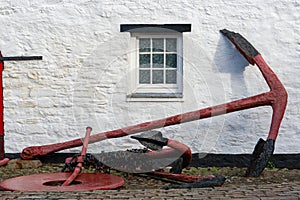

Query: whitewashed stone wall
[0,0,299,154]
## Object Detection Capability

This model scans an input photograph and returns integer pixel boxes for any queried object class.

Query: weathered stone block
[6,159,42,169]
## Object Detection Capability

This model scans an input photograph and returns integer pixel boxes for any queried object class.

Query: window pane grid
[139,37,178,85]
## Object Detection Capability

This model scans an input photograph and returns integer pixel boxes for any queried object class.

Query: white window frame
[127,32,183,101]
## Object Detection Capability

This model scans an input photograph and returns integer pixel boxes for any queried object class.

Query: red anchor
[17,29,287,177]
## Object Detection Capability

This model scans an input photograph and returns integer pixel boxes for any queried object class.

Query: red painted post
[0,52,41,166]
[0,52,10,166]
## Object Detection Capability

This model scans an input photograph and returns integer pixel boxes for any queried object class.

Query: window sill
[126,93,184,102]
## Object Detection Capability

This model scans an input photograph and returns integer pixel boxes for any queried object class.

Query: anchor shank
[21,92,272,159]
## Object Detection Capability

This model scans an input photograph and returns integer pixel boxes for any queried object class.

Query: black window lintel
[120,24,191,33]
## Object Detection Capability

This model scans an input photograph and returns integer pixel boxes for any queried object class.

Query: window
[121,24,191,101]
[139,37,178,85]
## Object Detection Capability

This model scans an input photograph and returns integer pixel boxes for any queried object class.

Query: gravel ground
[0,162,299,190]
[0,162,299,199]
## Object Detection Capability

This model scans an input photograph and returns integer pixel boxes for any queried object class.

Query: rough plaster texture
[0,0,299,154]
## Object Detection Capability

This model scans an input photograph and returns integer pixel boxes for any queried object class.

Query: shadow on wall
[213,33,249,99]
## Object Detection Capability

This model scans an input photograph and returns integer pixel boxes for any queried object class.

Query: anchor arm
[220,29,288,141]
[220,29,288,176]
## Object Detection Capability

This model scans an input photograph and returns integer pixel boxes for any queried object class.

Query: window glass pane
[152,70,164,84]
[152,38,164,52]
[139,70,150,84]
[166,70,177,84]
[139,54,150,68]
[166,38,177,52]
[152,54,164,68]
[166,54,177,68]
[139,38,150,52]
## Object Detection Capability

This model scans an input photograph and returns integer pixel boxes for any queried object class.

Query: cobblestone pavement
[0,181,299,199]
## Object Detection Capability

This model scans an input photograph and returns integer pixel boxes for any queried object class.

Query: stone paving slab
[0,181,299,200]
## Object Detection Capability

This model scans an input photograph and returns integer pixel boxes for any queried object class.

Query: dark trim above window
[120,24,191,33]
[127,93,183,98]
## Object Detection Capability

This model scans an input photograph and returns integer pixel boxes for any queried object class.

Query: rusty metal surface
[62,127,92,186]
[0,127,125,191]
[0,172,124,191]
[221,29,288,176]
[149,171,215,183]
[62,136,192,174]
[221,29,288,141]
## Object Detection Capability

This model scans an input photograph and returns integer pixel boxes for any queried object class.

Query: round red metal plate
[0,172,124,191]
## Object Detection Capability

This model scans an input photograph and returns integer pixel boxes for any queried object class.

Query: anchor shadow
[213,34,249,99]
